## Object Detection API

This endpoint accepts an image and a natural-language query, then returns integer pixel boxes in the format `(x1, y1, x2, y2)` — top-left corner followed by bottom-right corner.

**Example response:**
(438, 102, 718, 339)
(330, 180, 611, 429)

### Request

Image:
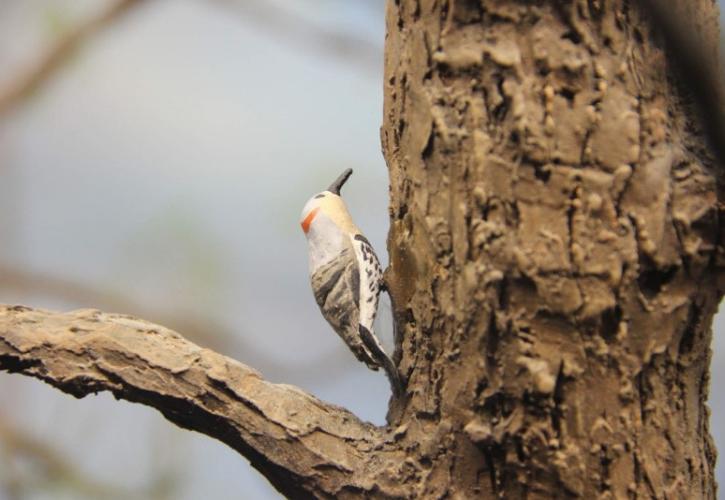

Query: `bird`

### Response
(300, 168, 402, 396)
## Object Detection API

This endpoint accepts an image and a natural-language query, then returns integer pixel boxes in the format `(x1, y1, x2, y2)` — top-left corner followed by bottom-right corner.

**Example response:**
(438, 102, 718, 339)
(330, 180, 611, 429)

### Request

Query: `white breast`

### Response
(305, 212, 346, 275)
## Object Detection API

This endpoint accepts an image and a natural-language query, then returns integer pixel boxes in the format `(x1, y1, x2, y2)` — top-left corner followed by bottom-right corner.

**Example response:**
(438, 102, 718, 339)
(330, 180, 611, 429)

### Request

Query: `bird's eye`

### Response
(314, 194, 325, 199)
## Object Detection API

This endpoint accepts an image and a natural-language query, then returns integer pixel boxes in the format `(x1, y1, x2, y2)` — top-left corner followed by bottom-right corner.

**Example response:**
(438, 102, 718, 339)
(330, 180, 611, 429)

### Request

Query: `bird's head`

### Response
(300, 168, 356, 236)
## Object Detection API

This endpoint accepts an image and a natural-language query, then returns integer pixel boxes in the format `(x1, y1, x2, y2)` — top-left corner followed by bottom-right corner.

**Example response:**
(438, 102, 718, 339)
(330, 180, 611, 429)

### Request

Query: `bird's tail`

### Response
(359, 325, 404, 397)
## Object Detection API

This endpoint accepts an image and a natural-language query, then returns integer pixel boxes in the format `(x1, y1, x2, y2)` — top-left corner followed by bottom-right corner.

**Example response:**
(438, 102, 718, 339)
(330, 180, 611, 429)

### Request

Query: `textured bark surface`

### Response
(381, 0, 720, 498)
(1, 1, 722, 498)
(0, 306, 408, 499)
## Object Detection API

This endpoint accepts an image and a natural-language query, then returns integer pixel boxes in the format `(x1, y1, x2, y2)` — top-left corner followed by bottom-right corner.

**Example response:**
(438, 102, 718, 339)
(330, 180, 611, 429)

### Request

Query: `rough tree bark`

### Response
(0, 1, 722, 498)
(0, 306, 408, 498)
(382, 0, 721, 497)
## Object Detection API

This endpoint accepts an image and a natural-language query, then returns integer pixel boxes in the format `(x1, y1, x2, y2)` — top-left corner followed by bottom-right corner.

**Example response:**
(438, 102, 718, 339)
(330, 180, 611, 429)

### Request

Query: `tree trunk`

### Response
(0, 1, 721, 498)
(382, 0, 720, 497)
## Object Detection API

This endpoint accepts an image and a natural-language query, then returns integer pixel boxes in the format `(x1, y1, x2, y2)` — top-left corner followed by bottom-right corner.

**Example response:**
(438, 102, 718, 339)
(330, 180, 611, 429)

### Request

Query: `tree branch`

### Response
(0, 0, 382, 118)
(0, 265, 355, 382)
(0, 0, 145, 117)
(0, 305, 404, 498)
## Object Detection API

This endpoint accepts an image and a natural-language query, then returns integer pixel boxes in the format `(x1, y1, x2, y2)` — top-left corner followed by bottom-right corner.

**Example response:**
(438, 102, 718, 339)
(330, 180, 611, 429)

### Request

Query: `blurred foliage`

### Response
(118, 203, 228, 309)
(42, 5, 72, 38)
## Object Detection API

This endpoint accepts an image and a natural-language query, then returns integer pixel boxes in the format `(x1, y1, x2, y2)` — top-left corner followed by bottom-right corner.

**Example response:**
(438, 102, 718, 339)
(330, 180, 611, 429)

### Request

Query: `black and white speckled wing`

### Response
(310, 245, 379, 369)
(349, 233, 403, 396)
(350, 234, 384, 337)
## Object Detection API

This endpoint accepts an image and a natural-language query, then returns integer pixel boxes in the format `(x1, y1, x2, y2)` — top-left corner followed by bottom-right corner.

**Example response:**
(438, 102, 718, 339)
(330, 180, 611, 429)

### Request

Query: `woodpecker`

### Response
(300, 168, 402, 396)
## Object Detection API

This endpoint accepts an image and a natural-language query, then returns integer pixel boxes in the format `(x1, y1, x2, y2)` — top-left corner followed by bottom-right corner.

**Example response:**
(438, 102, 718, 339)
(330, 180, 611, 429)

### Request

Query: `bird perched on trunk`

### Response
(300, 168, 402, 396)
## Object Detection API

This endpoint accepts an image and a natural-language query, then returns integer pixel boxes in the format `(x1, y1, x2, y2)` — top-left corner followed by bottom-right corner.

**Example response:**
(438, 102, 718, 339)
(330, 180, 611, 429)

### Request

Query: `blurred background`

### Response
(0, 1, 721, 499)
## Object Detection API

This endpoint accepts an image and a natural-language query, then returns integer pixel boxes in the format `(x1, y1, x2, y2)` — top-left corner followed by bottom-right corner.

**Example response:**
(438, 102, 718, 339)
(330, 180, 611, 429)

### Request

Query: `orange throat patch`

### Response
(301, 207, 320, 234)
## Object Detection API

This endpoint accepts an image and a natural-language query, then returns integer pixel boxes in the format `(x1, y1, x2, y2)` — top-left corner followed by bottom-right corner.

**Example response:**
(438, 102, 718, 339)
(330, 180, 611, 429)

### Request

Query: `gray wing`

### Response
(310, 245, 379, 369)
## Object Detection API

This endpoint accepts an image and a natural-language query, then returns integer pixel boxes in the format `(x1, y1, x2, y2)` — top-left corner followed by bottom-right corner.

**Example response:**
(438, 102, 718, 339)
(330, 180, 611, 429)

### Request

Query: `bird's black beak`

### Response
(328, 168, 353, 195)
